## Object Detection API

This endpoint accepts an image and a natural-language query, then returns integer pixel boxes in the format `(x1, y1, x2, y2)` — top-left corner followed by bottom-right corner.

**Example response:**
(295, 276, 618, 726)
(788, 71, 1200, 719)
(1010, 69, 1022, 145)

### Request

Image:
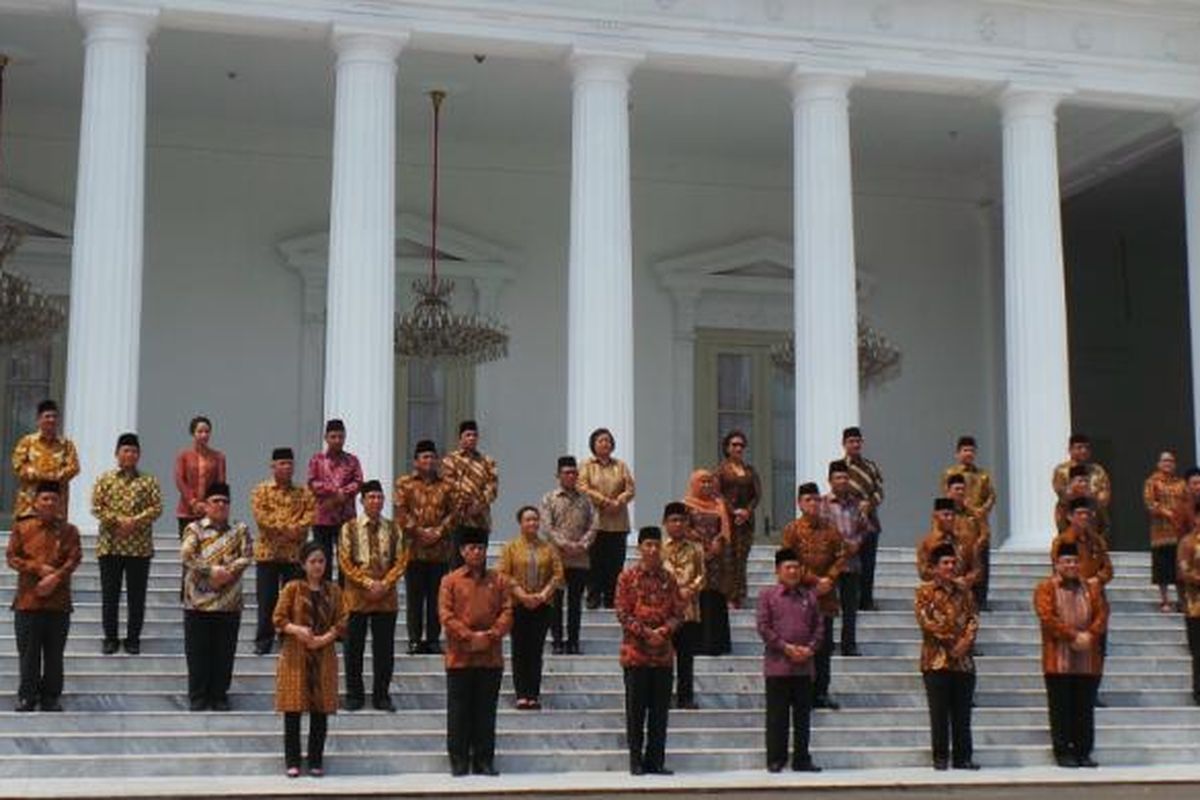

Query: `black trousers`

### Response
(512, 605, 552, 700)
(838, 572, 860, 653)
(14, 611, 69, 705)
(446, 667, 502, 767)
(405, 560, 448, 647)
(1045, 674, 1100, 759)
(284, 712, 328, 769)
(551, 567, 589, 646)
(674, 621, 700, 704)
(183, 610, 240, 705)
(624, 666, 672, 770)
(858, 530, 879, 609)
(345, 611, 397, 702)
(255, 561, 298, 649)
(1187, 617, 1200, 699)
(312, 525, 341, 583)
(814, 616, 835, 699)
(923, 670, 975, 764)
(974, 542, 991, 609)
(699, 589, 731, 656)
(588, 532, 627, 607)
(99, 555, 151, 645)
(765, 674, 813, 767)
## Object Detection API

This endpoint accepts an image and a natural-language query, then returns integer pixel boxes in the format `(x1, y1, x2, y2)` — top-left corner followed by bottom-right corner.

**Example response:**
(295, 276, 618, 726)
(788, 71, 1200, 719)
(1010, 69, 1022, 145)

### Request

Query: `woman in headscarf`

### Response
(273, 540, 347, 778)
(685, 469, 733, 655)
(715, 430, 761, 609)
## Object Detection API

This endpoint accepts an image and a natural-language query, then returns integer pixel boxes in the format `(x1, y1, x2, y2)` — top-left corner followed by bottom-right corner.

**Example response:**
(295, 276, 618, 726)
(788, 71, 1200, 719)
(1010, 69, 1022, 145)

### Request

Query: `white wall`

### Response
(6, 106, 999, 545)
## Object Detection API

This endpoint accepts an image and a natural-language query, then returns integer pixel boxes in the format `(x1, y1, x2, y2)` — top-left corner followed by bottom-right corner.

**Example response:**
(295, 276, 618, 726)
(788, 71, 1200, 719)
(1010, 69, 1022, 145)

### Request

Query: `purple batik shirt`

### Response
(756, 582, 823, 678)
(306, 450, 363, 527)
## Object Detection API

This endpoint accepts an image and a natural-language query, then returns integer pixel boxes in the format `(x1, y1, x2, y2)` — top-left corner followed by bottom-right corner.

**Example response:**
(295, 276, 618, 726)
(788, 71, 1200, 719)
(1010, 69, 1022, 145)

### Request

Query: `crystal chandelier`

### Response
(770, 318, 902, 391)
(394, 90, 508, 365)
(0, 55, 66, 347)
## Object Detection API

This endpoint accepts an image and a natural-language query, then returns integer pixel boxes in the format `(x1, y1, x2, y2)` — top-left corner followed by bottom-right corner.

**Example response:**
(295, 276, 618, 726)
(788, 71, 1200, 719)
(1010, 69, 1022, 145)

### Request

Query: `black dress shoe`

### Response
(933, 758, 949, 771)
(407, 641, 421, 655)
(677, 698, 699, 710)
(450, 759, 469, 777)
(427, 642, 443, 655)
(767, 761, 786, 773)
(253, 642, 271, 656)
(792, 759, 822, 772)
(14, 699, 36, 713)
(1094, 697, 1107, 708)
(567, 642, 581, 655)
(472, 761, 500, 776)
(586, 595, 601, 610)
(551, 642, 565, 655)
(189, 699, 208, 712)
(1076, 756, 1098, 768)
(629, 757, 645, 775)
(122, 640, 140, 655)
(841, 646, 862, 657)
(953, 761, 981, 770)
(813, 695, 840, 710)
(102, 639, 119, 655)
(40, 699, 63, 712)
(372, 696, 397, 712)
(1055, 754, 1079, 768)
(344, 696, 365, 711)
(646, 766, 674, 775)
(210, 698, 230, 712)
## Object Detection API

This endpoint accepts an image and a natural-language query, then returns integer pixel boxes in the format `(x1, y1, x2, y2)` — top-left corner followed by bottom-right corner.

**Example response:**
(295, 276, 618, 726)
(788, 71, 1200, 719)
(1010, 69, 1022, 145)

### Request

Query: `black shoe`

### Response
(1193, 693, 1200, 707)
(1094, 697, 1107, 708)
(210, 698, 230, 712)
(629, 757, 644, 775)
(953, 761, 981, 771)
(122, 639, 140, 655)
(677, 698, 698, 710)
(450, 759, 470, 777)
(102, 639, 119, 655)
(253, 642, 271, 656)
(407, 641, 421, 655)
(40, 698, 63, 712)
(792, 759, 822, 772)
(189, 698, 208, 712)
(933, 758, 949, 771)
(1077, 756, 1098, 768)
(372, 696, 396, 712)
(551, 642, 565, 655)
(567, 642, 581, 655)
(646, 766, 674, 775)
(472, 761, 499, 776)
(767, 761, 786, 773)
(344, 696, 365, 711)
(813, 695, 840, 710)
(1055, 754, 1079, 768)
(426, 642, 443, 655)
(841, 646, 862, 657)
(14, 699, 36, 713)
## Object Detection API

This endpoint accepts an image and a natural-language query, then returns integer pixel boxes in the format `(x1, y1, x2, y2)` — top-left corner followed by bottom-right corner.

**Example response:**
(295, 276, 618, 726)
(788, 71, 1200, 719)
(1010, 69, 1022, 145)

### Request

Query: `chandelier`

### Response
(394, 90, 508, 365)
(770, 318, 902, 391)
(0, 56, 66, 347)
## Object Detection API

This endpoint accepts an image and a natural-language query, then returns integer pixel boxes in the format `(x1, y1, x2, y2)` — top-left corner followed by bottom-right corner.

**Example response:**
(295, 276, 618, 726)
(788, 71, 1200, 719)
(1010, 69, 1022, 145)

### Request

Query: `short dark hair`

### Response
(956, 435, 976, 450)
(589, 427, 615, 455)
(36, 399, 58, 416)
(722, 429, 747, 455)
(515, 505, 540, 522)
(299, 540, 325, 564)
(188, 415, 212, 434)
(1069, 433, 1091, 446)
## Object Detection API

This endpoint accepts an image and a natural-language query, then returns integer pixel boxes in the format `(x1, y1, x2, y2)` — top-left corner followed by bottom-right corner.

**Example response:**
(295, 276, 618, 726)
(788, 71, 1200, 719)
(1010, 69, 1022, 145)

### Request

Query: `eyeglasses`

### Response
(730, 441, 746, 449)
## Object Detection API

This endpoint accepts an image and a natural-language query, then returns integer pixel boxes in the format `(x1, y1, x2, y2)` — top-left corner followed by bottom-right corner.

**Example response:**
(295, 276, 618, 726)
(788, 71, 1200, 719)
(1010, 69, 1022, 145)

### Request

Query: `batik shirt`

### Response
(1143, 472, 1188, 547)
(662, 536, 705, 623)
(250, 480, 316, 563)
(11, 433, 79, 519)
(540, 487, 595, 570)
(441, 449, 498, 531)
(780, 514, 846, 617)
(181, 518, 252, 612)
(914, 577, 978, 673)
(306, 450, 363, 527)
(92, 469, 164, 558)
(615, 562, 682, 668)
(394, 472, 456, 564)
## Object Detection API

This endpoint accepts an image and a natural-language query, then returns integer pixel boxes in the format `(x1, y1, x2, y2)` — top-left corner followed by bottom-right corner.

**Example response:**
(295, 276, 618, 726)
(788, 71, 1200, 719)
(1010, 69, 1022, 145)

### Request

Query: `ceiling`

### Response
(0, 9, 1178, 193)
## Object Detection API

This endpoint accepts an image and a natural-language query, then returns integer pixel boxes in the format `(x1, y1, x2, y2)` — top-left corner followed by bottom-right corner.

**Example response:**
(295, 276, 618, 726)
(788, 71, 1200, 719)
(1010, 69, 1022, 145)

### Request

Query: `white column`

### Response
(790, 71, 860, 488)
(566, 51, 642, 465)
(1179, 110, 1200, 460)
(64, 4, 157, 527)
(999, 87, 1071, 551)
(323, 29, 405, 493)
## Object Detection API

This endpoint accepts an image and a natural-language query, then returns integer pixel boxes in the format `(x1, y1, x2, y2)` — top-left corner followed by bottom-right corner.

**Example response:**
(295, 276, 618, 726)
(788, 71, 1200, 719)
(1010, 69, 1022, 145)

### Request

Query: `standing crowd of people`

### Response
(5, 400, 1199, 776)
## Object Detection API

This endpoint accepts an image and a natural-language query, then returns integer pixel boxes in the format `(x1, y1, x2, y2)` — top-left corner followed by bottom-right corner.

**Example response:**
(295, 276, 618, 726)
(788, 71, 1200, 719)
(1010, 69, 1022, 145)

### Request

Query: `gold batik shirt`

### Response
(915, 528, 980, 586)
(662, 536, 705, 622)
(1050, 529, 1113, 585)
(1143, 472, 1188, 547)
(339, 514, 406, 613)
(394, 472, 456, 564)
(181, 519, 253, 612)
(11, 433, 80, 519)
(780, 515, 846, 617)
(91, 469, 164, 558)
(441, 449, 498, 530)
(1052, 461, 1111, 506)
(940, 464, 996, 518)
(497, 535, 564, 595)
(1178, 533, 1200, 618)
(914, 577, 978, 673)
(250, 480, 316, 563)
(578, 457, 635, 532)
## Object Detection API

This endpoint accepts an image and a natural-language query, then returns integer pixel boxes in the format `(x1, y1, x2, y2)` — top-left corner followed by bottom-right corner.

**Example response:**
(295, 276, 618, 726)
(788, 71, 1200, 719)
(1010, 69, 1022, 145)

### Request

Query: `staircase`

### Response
(0, 532, 1195, 778)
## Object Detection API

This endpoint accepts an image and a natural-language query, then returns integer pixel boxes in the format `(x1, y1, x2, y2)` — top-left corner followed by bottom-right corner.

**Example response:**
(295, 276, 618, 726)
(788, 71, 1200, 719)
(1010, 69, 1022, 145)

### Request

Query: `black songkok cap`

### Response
(797, 482, 821, 497)
(933, 497, 955, 511)
(956, 435, 976, 449)
(1068, 465, 1089, 479)
(775, 548, 799, 567)
(557, 455, 577, 470)
(459, 419, 478, 434)
(638, 526, 663, 543)
(828, 460, 849, 477)
(36, 399, 58, 416)
(458, 526, 488, 546)
(205, 482, 231, 499)
(946, 473, 966, 487)
(663, 501, 688, 519)
(1068, 497, 1093, 513)
(414, 439, 437, 457)
(271, 447, 294, 461)
(35, 480, 61, 496)
(1069, 433, 1091, 446)
(1056, 541, 1079, 557)
(842, 426, 862, 441)
(116, 432, 140, 450)
(360, 479, 384, 496)
(929, 542, 957, 564)
(1185, 466, 1200, 480)
(325, 418, 345, 434)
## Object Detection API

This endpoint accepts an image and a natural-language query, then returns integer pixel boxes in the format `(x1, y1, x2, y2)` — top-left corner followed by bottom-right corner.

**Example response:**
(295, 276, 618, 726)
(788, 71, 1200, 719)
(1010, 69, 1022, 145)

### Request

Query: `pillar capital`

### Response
(567, 48, 643, 85)
(998, 84, 1071, 123)
(330, 25, 408, 65)
(76, 2, 158, 44)
(787, 68, 862, 103)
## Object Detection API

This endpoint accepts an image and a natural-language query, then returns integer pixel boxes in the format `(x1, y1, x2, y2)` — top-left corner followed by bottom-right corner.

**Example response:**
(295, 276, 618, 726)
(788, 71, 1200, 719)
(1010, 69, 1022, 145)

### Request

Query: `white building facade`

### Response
(1, 0, 1199, 548)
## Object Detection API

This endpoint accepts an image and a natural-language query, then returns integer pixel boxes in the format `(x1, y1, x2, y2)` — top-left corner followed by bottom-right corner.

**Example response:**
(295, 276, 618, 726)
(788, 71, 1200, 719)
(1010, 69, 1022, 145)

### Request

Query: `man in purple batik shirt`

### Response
(306, 418, 362, 583)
